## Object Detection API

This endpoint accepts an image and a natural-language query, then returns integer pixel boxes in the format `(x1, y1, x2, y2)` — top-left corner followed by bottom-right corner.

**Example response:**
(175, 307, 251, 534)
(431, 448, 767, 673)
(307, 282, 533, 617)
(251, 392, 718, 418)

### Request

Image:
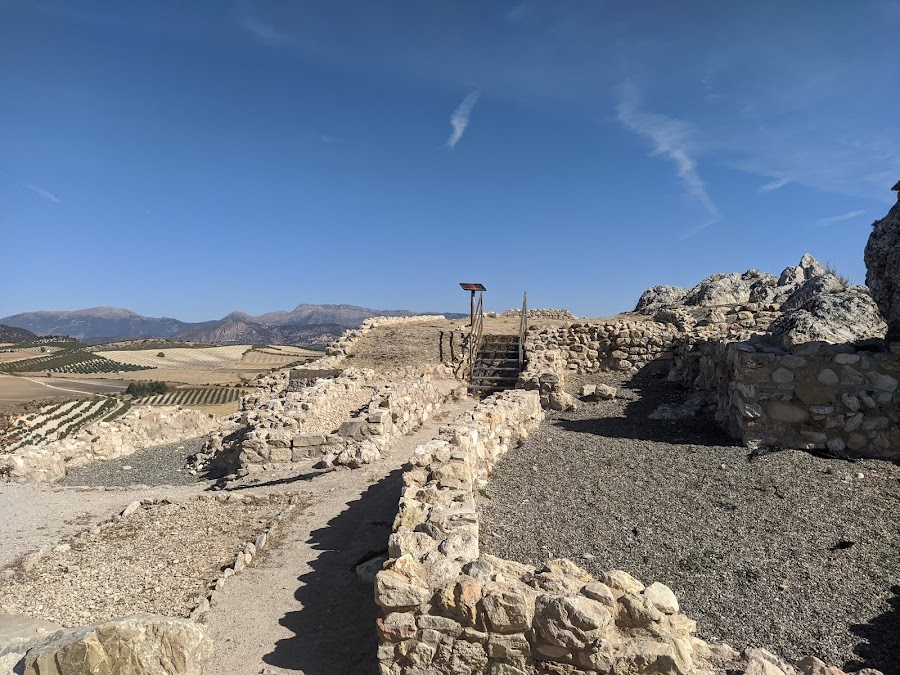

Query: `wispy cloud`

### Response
(817, 209, 865, 226)
(616, 83, 719, 234)
(240, 15, 286, 46)
(447, 90, 480, 150)
(759, 177, 790, 192)
(25, 184, 61, 203)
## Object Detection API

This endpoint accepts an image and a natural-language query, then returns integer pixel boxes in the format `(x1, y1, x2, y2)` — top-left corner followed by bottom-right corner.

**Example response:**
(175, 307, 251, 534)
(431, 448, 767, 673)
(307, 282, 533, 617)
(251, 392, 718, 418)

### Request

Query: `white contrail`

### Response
(759, 177, 790, 192)
(25, 183, 61, 203)
(817, 209, 865, 226)
(617, 83, 719, 234)
(447, 90, 480, 150)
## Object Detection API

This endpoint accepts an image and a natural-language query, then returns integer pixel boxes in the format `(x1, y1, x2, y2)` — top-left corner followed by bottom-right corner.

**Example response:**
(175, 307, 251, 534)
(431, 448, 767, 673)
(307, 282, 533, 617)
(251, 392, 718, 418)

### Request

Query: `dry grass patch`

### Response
(101, 345, 253, 370)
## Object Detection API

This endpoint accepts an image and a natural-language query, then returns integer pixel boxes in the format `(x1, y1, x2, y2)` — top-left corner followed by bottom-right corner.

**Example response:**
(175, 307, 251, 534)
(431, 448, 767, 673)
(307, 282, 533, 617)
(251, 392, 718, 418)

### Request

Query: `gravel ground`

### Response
(0, 493, 303, 627)
(59, 435, 211, 487)
(478, 369, 900, 674)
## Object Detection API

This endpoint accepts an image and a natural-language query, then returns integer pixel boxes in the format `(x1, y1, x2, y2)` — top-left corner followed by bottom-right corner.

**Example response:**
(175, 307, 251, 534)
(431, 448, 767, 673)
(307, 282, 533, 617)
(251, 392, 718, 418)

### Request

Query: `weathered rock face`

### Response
(683, 271, 763, 307)
(769, 285, 887, 346)
(635, 285, 689, 313)
(20, 615, 212, 675)
(865, 183, 900, 340)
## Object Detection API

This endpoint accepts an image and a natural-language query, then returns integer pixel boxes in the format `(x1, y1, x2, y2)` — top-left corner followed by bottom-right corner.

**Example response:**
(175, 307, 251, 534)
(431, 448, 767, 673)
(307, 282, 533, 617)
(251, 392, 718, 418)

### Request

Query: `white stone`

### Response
(643, 581, 679, 614)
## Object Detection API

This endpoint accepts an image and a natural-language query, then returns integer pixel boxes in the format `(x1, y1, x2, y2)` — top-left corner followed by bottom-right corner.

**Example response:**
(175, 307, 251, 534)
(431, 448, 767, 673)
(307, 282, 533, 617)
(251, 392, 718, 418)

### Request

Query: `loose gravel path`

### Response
(478, 370, 900, 674)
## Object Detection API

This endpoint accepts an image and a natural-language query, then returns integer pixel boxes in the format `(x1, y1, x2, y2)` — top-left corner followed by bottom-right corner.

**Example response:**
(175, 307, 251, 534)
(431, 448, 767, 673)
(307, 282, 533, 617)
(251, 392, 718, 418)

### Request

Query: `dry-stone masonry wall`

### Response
(0, 406, 220, 484)
(326, 315, 447, 359)
(376, 390, 864, 674)
(502, 309, 578, 320)
(196, 365, 459, 474)
(670, 337, 900, 460)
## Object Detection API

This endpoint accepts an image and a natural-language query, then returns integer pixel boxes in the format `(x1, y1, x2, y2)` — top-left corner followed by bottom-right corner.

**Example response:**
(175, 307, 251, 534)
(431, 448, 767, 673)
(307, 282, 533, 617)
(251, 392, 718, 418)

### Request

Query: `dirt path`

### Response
(202, 398, 474, 675)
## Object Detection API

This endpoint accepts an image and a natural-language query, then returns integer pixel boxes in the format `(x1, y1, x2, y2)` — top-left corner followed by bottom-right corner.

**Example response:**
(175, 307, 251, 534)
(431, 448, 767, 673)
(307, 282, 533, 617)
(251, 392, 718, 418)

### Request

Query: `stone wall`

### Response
(501, 308, 578, 320)
(522, 320, 679, 382)
(0, 406, 221, 484)
(326, 315, 447, 359)
(375, 391, 876, 675)
(195, 366, 460, 475)
(671, 337, 900, 460)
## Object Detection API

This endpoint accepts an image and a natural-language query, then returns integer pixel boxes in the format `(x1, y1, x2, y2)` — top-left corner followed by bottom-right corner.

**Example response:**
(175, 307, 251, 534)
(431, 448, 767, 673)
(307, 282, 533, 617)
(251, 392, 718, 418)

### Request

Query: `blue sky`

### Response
(1, 1, 898, 321)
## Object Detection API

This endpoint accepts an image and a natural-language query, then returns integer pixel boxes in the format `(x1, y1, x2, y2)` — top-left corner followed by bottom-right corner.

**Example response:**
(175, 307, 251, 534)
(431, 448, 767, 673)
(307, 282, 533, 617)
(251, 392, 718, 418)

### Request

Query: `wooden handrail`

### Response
(468, 294, 484, 383)
(518, 292, 527, 370)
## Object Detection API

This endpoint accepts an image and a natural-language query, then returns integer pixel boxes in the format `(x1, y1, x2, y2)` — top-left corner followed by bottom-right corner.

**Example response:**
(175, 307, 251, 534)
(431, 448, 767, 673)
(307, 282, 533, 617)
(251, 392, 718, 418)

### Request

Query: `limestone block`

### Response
(602, 569, 645, 596)
(376, 612, 417, 641)
(643, 581, 679, 614)
(292, 433, 326, 447)
(481, 587, 534, 633)
(338, 418, 368, 440)
(20, 615, 212, 675)
(765, 401, 809, 423)
(533, 594, 611, 649)
(268, 447, 292, 463)
(794, 385, 835, 405)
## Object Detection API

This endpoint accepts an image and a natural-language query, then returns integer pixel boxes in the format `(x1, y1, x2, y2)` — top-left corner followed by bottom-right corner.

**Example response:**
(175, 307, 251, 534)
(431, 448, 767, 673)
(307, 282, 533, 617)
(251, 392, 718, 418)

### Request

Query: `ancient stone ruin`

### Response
(2, 187, 898, 674)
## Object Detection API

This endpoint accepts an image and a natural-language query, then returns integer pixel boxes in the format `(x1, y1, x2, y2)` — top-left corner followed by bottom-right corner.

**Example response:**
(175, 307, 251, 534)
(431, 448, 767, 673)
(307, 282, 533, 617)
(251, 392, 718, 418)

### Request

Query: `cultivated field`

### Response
(133, 387, 245, 407)
(1, 396, 129, 452)
(0, 374, 127, 404)
(0, 350, 151, 374)
(101, 345, 253, 370)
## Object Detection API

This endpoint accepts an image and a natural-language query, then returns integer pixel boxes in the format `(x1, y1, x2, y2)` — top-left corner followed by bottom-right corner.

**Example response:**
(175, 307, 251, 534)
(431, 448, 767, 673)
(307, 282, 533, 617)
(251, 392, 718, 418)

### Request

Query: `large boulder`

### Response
(865, 182, 900, 340)
(19, 615, 212, 675)
(634, 285, 688, 314)
(683, 270, 763, 307)
(767, 285, 887, 345)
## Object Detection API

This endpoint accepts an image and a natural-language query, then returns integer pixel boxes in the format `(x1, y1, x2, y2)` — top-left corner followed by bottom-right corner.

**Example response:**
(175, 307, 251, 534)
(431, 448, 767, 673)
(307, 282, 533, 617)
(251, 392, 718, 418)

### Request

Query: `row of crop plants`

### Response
(0, 396, 131, 453)
(0, 350, 154, 374)
(134, 387, 244, 407)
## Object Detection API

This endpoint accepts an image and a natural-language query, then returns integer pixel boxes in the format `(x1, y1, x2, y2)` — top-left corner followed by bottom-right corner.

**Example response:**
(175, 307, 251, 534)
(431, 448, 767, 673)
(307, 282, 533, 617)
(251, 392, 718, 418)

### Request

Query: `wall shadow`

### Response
(555, 364, 739, 448)
(846, 584, 900, 675)
(263, 468, 404, 675)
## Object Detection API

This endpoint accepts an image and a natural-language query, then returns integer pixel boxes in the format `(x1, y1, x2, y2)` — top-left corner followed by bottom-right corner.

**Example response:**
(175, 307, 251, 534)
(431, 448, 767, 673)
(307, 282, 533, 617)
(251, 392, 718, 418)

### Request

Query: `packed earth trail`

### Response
(202, 398, 475, 675)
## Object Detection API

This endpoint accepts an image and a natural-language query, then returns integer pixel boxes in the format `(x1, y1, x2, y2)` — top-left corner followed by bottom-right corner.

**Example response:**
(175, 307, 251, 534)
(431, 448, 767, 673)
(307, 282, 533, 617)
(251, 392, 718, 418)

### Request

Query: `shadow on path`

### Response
(555, 366, 738, 447)
(264, 468, 404, 675)
(847, 584, 900, 675)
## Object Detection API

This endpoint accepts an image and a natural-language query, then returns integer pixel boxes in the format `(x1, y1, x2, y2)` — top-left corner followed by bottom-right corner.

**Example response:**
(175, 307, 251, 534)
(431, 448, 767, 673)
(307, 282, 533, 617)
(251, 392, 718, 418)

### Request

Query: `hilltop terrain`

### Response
(0, 304, 465, 344)
(0, 325, 38, 344)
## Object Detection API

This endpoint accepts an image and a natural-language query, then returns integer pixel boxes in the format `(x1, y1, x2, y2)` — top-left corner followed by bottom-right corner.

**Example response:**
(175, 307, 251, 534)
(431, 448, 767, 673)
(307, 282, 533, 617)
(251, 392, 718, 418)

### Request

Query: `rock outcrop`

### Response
(865, 182, 900, 340)
(632, 254, 886, 347)
(19, 615, 212, 675)
(635, 285, 689, 313)
(767, 284, 886, 345)
(1, 406, 221, 483)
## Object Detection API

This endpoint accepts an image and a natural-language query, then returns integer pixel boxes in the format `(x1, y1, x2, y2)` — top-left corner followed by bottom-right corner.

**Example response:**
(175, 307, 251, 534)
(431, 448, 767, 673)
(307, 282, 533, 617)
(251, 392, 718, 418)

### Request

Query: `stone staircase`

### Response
(469, 334, 521, 393)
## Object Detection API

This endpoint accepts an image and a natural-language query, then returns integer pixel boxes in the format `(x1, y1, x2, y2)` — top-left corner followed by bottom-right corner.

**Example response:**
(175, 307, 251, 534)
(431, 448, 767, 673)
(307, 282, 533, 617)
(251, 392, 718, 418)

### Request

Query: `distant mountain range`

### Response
(0, 305, 464, 345)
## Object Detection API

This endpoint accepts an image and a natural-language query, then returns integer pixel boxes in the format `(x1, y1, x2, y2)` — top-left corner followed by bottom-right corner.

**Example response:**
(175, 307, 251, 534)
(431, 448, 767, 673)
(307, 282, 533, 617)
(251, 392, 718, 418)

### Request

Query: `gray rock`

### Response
(767, 285, 886, 345)
(635, 286, 689, 314)
(865, 182, 900, 340)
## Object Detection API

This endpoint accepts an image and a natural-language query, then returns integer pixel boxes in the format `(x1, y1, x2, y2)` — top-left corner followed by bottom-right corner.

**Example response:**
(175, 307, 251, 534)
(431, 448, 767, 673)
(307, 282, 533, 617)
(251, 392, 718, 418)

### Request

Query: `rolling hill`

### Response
(0, 324, 38, 343)
(0, 304, 463, 344)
